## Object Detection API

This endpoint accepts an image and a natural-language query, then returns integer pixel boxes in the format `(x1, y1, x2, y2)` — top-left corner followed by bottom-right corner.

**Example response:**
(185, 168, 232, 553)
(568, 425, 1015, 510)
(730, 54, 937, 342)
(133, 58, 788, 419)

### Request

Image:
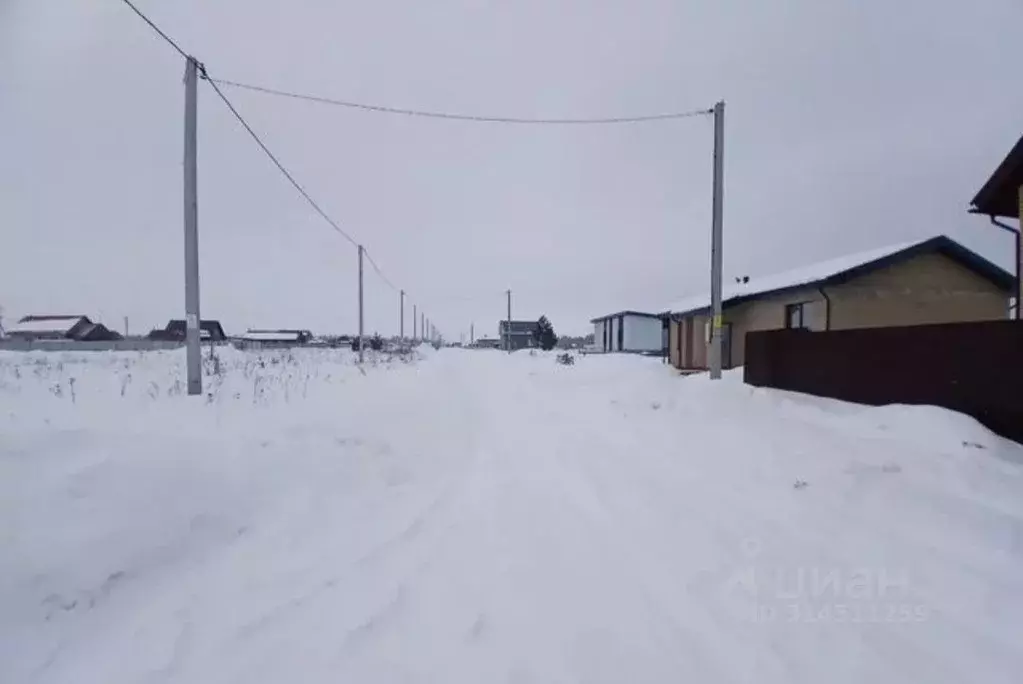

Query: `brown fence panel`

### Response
(744, 320, 1023, 444)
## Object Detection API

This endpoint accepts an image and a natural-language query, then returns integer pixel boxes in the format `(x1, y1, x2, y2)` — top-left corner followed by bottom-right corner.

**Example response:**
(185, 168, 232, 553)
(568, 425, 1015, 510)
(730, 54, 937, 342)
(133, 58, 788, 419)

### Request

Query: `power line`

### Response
(210, 78, 715, 125)
(119, 1, 366, 254)
(205, 78, 359, 248)
(364, 249, 398, 292)
(118, 0, 190, 60)
(120, 0, 712, 127)
(119, 0, 360, 250)
(118, 0, 711, 334)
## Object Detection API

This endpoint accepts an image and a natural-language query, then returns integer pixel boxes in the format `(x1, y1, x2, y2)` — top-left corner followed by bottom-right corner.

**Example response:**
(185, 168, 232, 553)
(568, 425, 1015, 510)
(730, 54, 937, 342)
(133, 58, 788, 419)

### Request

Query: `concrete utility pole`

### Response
(400, 290, 405, 340)
(708, 100, 725, 380)
(413, 304, 418, 341)
(421, 312, 425, 343)
(183, 55, 202, 396)
(358, 245, 365, 364)
(506, 289, 512, 353)
(123, 316, 129, 337)
(470, 323, 474, 345)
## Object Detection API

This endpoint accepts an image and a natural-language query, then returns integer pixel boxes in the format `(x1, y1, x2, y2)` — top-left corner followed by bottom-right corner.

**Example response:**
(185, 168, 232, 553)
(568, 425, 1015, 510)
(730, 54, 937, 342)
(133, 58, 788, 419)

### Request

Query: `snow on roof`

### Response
(241, 330, 304, 342)
(590, 310, 666, 323)
(8, 317, 86, 334)
(664, 238, 926, 315)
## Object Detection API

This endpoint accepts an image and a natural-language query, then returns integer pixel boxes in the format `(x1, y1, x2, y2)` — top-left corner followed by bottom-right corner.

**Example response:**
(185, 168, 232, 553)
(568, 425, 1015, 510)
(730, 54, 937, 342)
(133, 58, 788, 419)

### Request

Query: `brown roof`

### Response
(970, 135, 1023, 218)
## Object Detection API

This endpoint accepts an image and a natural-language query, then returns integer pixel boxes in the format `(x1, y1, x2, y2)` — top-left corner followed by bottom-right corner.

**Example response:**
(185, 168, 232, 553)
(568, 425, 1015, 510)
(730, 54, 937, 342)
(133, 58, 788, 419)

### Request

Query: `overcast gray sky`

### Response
(2, 0, 1021, 338)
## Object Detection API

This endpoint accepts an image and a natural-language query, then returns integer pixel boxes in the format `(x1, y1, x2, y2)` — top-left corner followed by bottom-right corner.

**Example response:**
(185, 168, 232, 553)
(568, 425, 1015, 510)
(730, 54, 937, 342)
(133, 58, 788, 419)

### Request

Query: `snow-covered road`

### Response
(2, 348, 1023, 683)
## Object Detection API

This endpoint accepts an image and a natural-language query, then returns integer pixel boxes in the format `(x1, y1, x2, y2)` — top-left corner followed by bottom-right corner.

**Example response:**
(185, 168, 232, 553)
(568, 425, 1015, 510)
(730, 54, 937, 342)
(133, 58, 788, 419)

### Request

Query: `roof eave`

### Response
(970, 136, 1023, 219)
(590, 310, 668, 323)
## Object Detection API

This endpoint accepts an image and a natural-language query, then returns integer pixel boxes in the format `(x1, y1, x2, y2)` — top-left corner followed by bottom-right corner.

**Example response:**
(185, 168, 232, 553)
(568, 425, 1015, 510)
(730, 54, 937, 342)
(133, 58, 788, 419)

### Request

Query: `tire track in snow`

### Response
(398, 356, 739, 680)
(514, 373, 794, 680)
(326, 353, 492, 664)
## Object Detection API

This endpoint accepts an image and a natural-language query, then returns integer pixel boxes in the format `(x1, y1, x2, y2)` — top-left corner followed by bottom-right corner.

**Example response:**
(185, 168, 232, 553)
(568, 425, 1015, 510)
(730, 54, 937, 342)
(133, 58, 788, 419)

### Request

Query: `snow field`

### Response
(1, 347, 1022, 683)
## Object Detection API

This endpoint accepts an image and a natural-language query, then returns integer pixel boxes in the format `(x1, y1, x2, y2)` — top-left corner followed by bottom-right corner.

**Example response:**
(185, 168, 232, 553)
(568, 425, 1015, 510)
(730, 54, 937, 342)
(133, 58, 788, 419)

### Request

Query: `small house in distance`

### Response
(667, 235, 1013, 371)
(498, 320, 540, 351)
(590, 311, 667, 353)
(7, 315, 122, 342)
(473, 338, 501, 349)
(237, 329, 313, 348)
(148, 319, 227, 342)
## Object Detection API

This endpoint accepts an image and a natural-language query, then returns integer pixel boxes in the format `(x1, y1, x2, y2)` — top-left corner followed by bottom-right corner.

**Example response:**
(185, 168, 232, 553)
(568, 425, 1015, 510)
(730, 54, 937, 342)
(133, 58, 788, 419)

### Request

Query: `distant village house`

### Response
(237, 329, 313, 348)
(147, 319, 227, 342)
(6, 315, 122, 342)
(473, 338, 501, 349)
(589, 311, 667, 354)
(498, 320, 540, 351)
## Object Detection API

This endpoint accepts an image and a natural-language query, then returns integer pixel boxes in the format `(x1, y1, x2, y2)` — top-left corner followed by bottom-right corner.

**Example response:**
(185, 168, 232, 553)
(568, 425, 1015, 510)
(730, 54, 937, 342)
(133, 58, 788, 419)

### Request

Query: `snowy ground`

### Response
(2, 347, 1022, 683)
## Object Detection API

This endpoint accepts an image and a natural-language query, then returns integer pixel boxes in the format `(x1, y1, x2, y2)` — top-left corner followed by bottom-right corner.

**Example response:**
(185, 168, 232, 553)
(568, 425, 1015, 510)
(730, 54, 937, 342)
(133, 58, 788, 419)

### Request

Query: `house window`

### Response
(785, 303, 807, 329)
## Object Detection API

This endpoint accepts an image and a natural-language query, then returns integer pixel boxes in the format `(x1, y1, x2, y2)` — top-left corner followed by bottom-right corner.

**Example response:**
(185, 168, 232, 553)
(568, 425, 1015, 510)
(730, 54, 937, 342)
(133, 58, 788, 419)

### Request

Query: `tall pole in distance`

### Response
(358, 245, 365, 364)
(708, 100, 725, 380)
(400, 290, 405, 340)
(421, 312, 425, 344)
(183, 56, 202, 396)
(506, 289, 512, 353)
(470, 323, 474, 345)
(413, 304, 418, 341)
